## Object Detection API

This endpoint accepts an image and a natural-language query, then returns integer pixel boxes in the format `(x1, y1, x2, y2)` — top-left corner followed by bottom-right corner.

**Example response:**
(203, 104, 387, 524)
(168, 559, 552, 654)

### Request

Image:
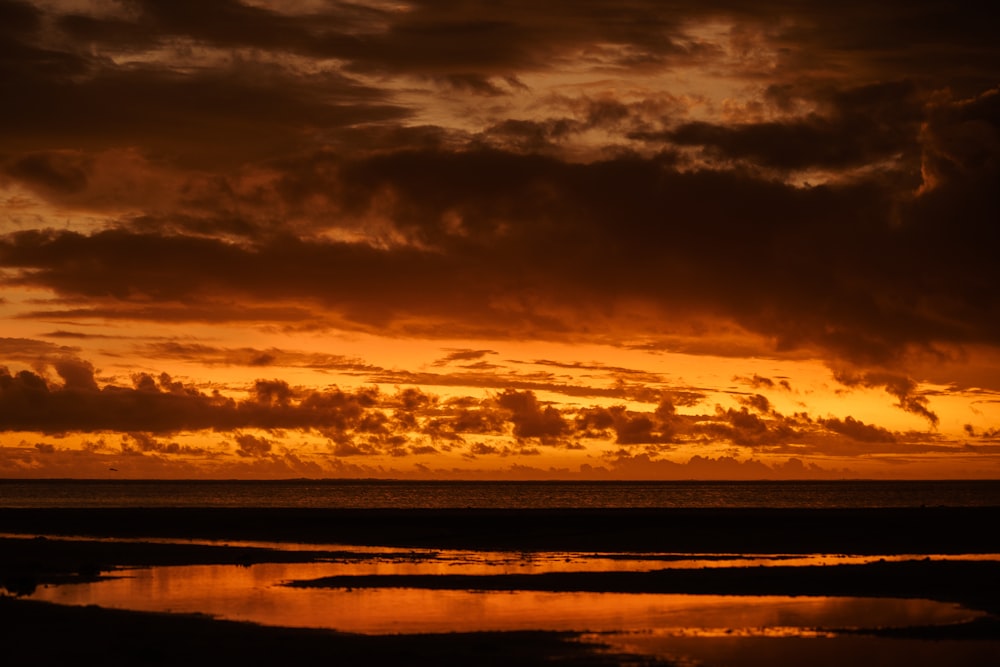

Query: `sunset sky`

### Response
(2, 0, 999, 479)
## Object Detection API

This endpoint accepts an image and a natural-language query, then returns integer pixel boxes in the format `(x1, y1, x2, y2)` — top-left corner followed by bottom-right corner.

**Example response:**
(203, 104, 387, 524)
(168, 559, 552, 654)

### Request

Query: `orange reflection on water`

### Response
(28, 561, 983, 635)
(9, 533, 999, 575)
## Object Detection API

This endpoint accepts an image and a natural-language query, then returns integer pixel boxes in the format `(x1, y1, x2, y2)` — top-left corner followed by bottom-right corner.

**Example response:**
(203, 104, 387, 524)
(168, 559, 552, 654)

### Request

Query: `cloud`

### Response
(2, 0, 998, 478)
(123, 432, 208, 456)
(51, 357, 99, 391)
(0, 351, 983, 474)
(141, 341, 379, 373)
(0, 366, 390, 435)
(432, 348, 498, 366)
(737, 393, 772, 414)
(576, 404, 674, 445)
(0, 336, 81, 363)
(656, 81, 924, 172)
(598, 452, 849, 481)
(495, 389, 569, 441)
(234, 432, 272, 458)
(4, 131, 994, 368)
(5, 150, 91, 194)
(834, 370, 940, 426)
(820, 416, 896, 443)
(4, 0, 999, 370)
(736, 374, 792, 391)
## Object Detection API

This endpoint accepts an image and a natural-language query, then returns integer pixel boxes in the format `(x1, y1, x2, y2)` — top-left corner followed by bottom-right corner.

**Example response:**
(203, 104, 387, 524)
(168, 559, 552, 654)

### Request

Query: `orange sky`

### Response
(2, 0, 999, 479)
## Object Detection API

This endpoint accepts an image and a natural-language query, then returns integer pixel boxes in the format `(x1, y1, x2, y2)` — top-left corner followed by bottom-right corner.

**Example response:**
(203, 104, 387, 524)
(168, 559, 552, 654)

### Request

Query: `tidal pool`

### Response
(7, 532, 999, 575)
(28, 559, 985, 635)
(20, 541, 1000, 666)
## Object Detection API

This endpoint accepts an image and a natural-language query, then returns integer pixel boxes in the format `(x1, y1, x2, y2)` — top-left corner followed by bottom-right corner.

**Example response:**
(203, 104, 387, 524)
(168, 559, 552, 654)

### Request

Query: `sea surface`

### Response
(2, 479, 999, 508)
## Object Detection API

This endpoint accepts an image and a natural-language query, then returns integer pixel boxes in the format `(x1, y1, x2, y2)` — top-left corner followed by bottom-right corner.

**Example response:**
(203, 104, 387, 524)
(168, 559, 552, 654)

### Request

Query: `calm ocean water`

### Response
(1, 479, 999, 508)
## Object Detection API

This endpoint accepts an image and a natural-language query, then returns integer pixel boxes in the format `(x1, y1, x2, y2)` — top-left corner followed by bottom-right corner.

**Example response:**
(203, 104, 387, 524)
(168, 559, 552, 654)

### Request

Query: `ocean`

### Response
(2, 479, 999, 508)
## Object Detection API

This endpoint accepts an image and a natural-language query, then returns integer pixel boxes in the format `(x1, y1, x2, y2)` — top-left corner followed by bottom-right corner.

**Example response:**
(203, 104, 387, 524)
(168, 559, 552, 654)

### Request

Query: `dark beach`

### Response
(2, 507, 1000, 665)
(4, 506, 1000, 552)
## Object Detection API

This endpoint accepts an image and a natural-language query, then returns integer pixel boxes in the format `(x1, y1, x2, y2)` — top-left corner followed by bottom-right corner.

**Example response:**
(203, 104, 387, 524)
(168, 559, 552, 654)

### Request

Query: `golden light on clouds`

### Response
(2, 0, 999, 478)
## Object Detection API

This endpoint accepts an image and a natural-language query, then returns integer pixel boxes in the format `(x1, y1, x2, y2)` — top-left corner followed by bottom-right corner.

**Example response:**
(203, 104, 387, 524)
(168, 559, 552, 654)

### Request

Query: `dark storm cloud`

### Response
(106, 0, 703, 75)
(0, 0, 39, 34)
(1, 0, 691, 166)
(1, 2, 406, 164)
(5, 115, 998, 370)
(659, 81, 924, 171)
(0, 63, 406, 164)
(70, 1, 995, 89)
(5, 151, 91, 194)
(6, 0, 993, 163)
(20, 303, 322, 326)
(0, 229, 465, 321)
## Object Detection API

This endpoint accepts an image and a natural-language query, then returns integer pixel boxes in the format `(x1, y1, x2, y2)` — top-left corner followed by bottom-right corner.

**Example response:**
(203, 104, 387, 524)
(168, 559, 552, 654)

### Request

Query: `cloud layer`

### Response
(2, 0, 999, 477)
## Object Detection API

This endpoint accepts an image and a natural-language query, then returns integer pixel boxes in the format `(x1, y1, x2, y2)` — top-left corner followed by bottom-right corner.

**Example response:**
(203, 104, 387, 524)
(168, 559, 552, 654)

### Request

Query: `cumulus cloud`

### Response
(0, 366, 384, 435)
(495, 389, 569, 441)
(234, 432, 272, 458)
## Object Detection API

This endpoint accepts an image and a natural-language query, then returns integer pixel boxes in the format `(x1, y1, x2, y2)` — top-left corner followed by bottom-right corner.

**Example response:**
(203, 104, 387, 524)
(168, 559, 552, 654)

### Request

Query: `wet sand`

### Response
(286, 560, 1000, 615)
(3, 506, 1000, 553)
(2, 507, 999, 664)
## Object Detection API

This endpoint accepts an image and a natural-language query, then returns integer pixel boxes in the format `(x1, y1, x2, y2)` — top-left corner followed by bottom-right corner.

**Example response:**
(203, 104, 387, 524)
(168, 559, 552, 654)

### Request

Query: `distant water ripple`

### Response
(2, 479, 999, 508)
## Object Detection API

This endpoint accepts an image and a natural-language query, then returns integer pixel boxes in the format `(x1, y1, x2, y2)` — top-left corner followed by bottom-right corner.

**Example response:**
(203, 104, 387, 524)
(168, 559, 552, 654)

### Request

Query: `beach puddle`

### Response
(6, 532, 999, 575)
(26, 560, 984, 635)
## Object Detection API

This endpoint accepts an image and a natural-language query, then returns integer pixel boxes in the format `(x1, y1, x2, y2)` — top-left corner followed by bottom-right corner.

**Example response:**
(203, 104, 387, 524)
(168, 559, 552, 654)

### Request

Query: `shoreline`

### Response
(2, 506, 1000, 553)
(287, 560, 1000, 615)
(3, 510, 999, 664)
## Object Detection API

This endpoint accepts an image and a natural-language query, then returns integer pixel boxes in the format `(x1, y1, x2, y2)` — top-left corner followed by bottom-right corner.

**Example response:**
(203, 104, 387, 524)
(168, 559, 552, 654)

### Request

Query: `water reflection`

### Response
(6, 532, 999, 575)
(28, 561, 984, 634)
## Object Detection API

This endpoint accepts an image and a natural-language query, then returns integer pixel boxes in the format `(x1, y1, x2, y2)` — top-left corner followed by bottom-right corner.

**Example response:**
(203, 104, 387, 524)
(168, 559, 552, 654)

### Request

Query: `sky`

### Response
(1, 0, 999, 479)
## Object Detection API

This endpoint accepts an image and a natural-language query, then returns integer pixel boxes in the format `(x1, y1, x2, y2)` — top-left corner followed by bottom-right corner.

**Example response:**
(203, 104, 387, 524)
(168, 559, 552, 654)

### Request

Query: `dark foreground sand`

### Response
(0, 597, 648, 666)
(2, 507, 999, 665)
(3, 506, 1000, 552)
